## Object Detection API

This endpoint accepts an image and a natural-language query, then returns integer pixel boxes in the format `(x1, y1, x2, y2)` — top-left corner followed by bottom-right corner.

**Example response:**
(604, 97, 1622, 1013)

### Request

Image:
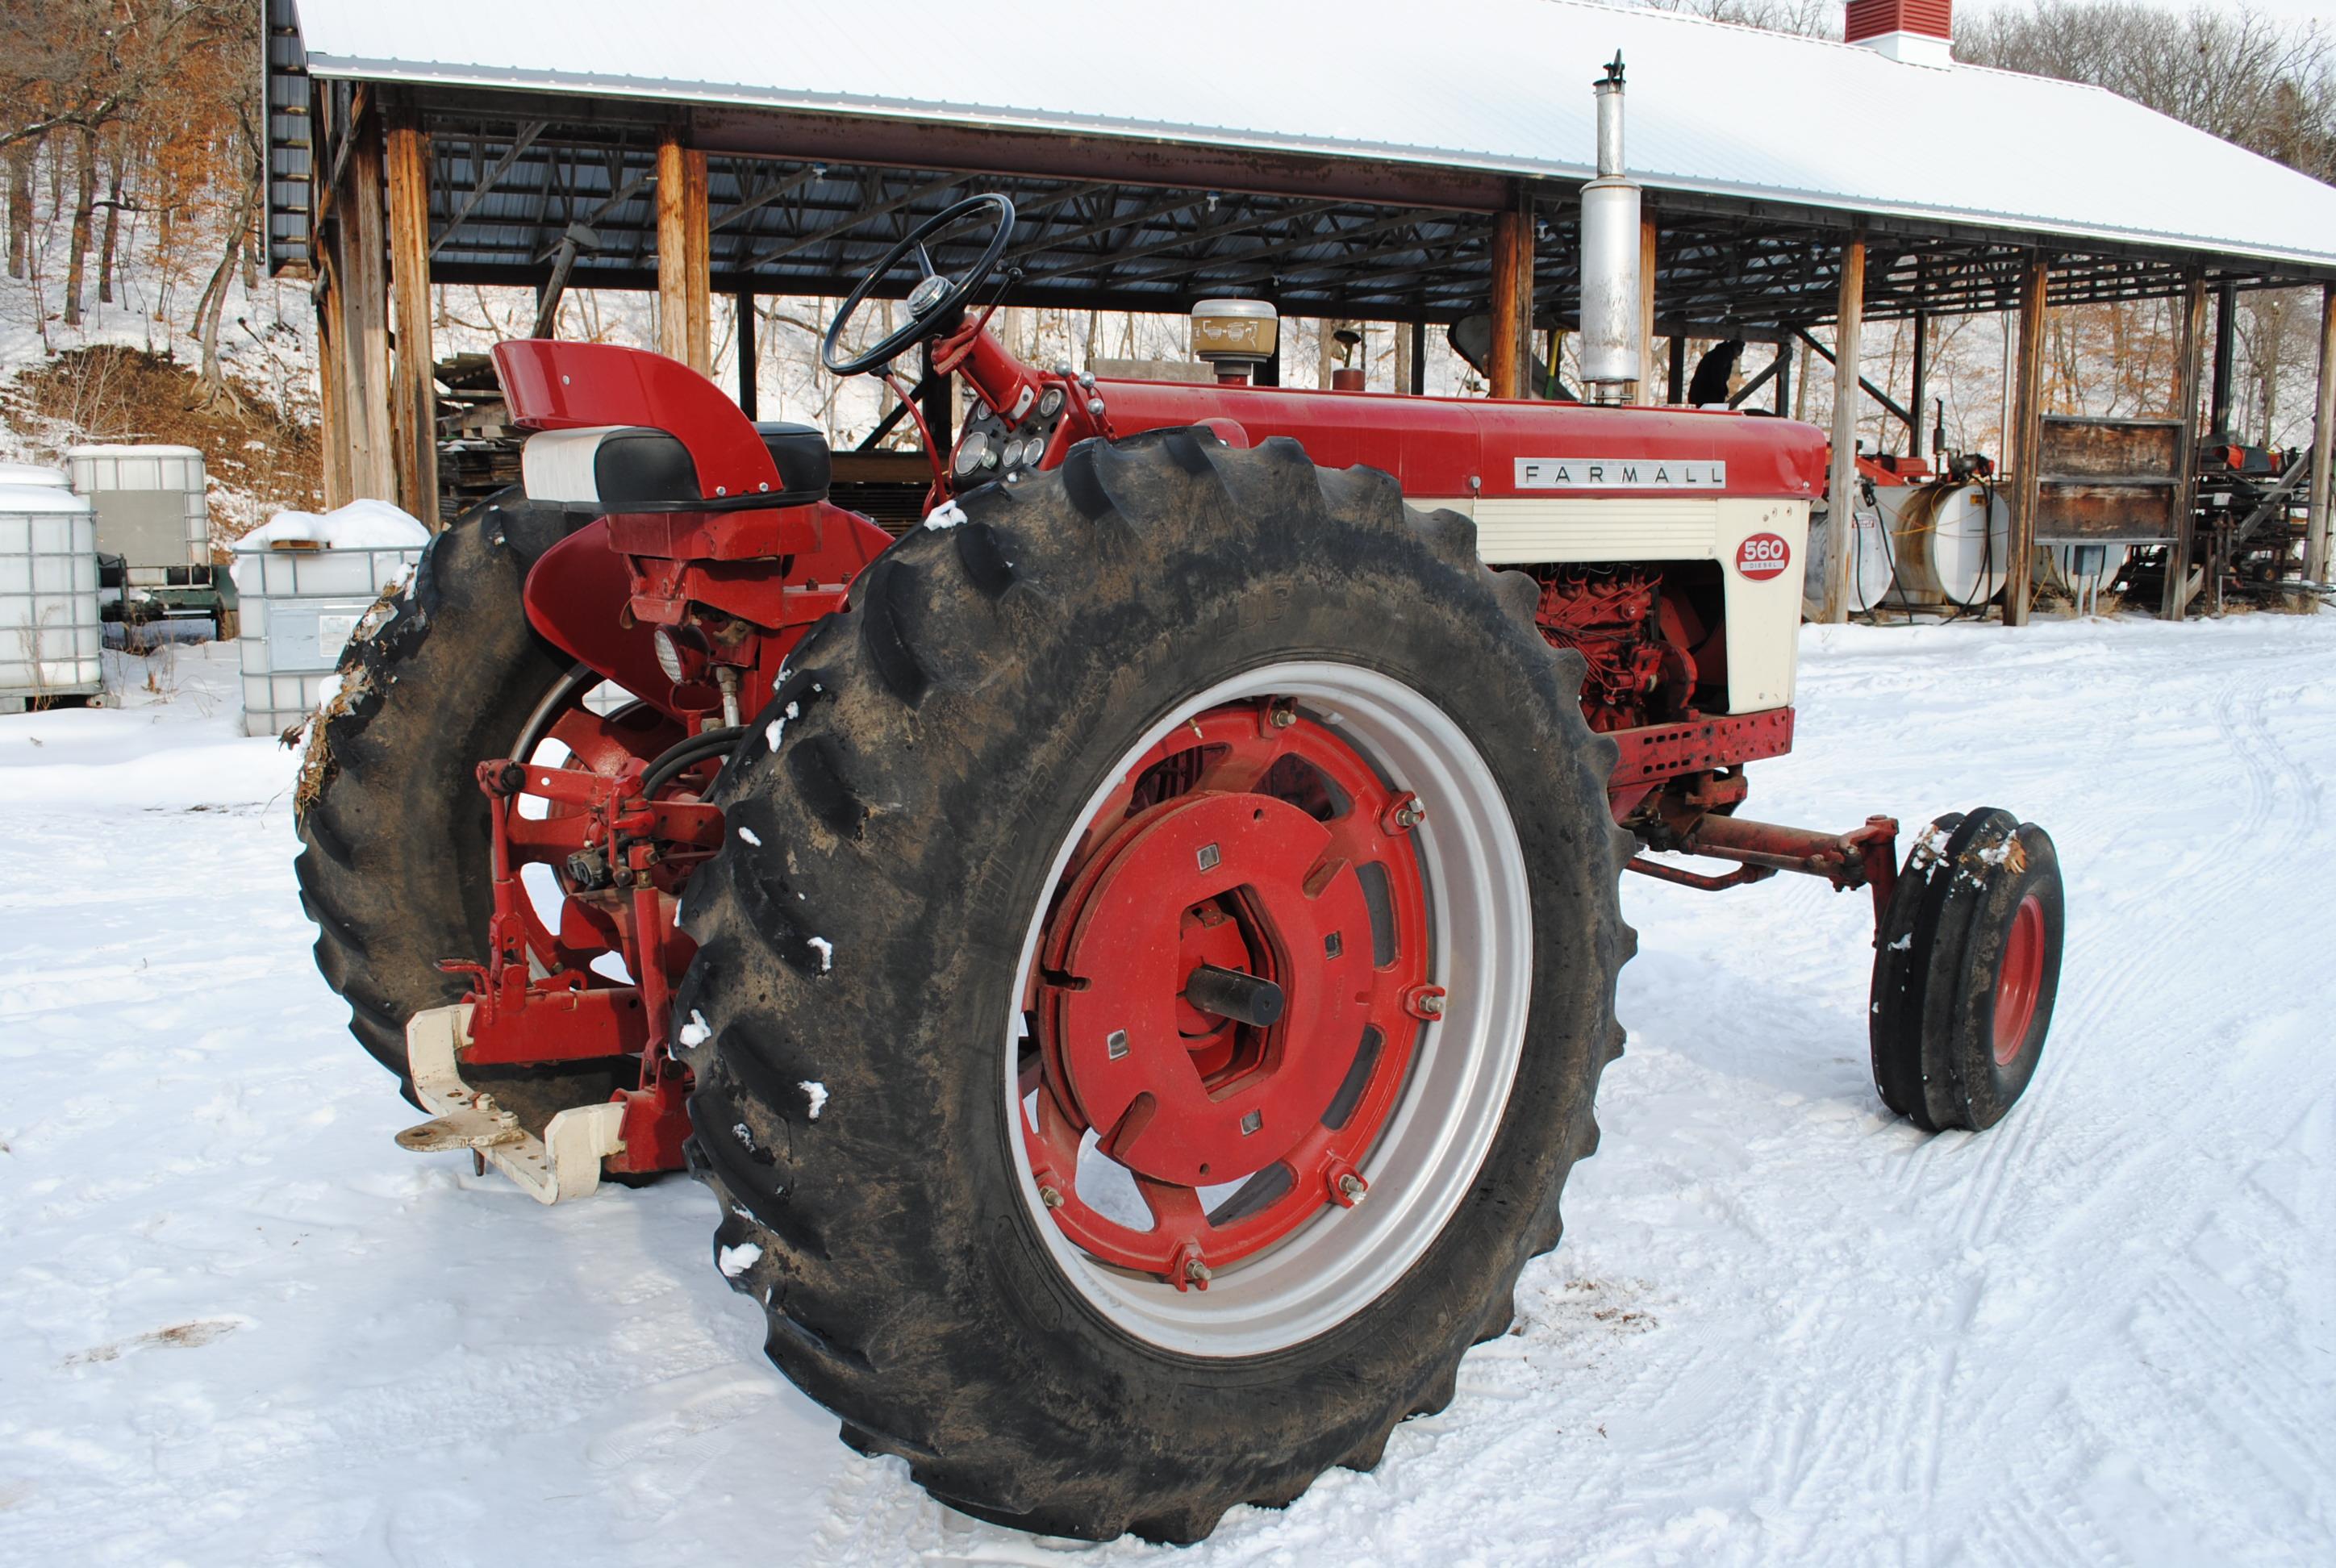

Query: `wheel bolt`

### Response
(1383, 792, 1428, 835)
(1039, 1184, 1064, 1209)
(1417, 991, 1445, 1018)
(1267, 699, 1297, 728)
(1184, 1257, 1212, 1286)
(1337, 1172, 1367, 1205)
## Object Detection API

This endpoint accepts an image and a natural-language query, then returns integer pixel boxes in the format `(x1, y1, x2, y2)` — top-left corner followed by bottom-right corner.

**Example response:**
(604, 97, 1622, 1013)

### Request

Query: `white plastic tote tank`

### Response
(0, 482, 102, 711)
(1891, 482, 2010, 607)
(0, 461, 71, 489)
(1803, 488, 1897, 618)
(230, 501, 428, 737)
(66, 444, 209, 569)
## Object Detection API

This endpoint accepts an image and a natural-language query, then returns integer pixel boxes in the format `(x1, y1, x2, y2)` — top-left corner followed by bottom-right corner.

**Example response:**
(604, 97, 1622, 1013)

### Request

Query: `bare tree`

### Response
(1956, 2, 2334, 181)
(1957, 2, 2334, 445)
(97, 131, 123, 304)
(63, 126, 94, 325)
(1633, 0, 1838, 37)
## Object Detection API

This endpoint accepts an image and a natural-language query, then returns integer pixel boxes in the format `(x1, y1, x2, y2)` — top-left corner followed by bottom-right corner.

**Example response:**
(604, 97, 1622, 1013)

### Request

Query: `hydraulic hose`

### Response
(639, 725, 746, 801)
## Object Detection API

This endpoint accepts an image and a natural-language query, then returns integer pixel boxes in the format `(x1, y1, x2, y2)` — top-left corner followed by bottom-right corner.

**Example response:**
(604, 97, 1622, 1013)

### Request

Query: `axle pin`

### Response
(1184, 964, 1286, 1028)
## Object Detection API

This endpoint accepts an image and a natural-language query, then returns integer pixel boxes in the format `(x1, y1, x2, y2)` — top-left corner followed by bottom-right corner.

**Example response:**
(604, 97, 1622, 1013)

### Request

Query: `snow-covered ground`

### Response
(2, 617, 2330, 1566)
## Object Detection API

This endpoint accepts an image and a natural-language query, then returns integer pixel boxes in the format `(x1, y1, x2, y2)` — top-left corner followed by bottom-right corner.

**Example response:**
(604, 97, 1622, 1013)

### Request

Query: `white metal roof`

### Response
(293, 0, 2336, 271)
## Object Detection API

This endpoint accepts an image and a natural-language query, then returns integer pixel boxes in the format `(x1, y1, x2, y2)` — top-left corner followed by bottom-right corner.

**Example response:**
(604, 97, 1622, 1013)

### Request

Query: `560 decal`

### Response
(1734, 532, 1792, 582)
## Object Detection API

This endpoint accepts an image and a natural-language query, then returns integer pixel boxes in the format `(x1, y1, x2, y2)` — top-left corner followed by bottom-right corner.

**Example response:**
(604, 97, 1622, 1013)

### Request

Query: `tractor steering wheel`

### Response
(821, 194, 1017, 377)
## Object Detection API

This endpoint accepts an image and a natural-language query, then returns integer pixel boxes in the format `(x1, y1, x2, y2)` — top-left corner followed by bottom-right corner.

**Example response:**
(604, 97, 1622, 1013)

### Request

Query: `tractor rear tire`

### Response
(1871, 807, 2063, 1132)
(292, 490, 629, 1131)
(674, 432, 1634, 1542)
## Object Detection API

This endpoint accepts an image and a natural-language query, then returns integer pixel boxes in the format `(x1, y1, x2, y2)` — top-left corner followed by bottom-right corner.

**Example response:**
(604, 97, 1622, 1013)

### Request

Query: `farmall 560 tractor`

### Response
(294, 64, 2063, 1542)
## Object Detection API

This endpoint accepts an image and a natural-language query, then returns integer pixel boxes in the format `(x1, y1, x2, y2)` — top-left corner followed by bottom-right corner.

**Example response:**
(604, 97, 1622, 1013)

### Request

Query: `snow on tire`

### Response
(673, 430, 1635, 1541)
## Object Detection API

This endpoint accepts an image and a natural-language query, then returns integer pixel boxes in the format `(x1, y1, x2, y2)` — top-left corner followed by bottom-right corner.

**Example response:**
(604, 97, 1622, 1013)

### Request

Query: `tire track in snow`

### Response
(1842, 633, 2332, 1568)
(2138, 1256, 2330, 1500)
(1943, 657, 2308, 1253)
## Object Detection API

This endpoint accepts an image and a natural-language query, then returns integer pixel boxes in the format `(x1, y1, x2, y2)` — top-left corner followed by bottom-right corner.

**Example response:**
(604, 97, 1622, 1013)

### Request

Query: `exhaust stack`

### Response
(1579, 53, 1641, 404)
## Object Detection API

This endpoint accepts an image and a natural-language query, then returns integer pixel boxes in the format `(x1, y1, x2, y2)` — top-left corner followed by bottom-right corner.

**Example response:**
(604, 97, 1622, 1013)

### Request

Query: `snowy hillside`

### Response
(2, 615, 2329, 1564)
(0, 214, 323, 543)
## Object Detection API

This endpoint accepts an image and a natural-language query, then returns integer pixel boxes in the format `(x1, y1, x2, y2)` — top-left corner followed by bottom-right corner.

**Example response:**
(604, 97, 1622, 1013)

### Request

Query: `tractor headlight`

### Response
(653, 628, 689, 683)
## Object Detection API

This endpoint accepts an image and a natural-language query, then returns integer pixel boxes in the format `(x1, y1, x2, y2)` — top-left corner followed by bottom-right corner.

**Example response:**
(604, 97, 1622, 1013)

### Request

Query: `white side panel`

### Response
(1714, 498, 1808, 711)
(1416, 494, 1808, 713)
(1417, 496, 1717, 565)
(521, 427, 624, 505)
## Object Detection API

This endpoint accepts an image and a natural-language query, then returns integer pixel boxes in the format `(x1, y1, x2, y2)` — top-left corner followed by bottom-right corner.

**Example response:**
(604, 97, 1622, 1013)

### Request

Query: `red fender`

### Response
(492, 340, 896, 719)
(492, 340, 782, 498)
(522, 520, 706, 715)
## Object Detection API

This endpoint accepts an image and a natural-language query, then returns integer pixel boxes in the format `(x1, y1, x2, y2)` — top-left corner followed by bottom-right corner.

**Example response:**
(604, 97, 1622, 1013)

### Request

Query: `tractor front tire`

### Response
(676, 432, 1634, 1541)
(292, 491, 628, 1131)
(1871, 807, 2064, 1131)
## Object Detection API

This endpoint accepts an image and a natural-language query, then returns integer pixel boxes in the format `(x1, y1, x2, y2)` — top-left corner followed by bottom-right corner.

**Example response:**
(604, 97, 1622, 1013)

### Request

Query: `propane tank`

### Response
(1579, 54, 1641, 404)
(1804, 489, 1899, 619)
(1892, 481, 2011, 607)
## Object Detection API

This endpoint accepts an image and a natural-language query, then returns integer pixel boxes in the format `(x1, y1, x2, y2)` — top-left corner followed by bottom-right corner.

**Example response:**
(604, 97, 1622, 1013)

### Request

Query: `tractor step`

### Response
(399, 1003, 626, 1204)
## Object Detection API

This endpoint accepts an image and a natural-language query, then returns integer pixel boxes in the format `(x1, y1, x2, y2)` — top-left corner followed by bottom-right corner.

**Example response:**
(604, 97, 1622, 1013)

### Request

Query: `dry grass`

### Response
(1, 346, 323, 554)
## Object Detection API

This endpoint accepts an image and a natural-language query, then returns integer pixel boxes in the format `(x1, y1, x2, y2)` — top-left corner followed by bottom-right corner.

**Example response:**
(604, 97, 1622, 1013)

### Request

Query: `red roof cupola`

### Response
(1846, 0, 1954, 68)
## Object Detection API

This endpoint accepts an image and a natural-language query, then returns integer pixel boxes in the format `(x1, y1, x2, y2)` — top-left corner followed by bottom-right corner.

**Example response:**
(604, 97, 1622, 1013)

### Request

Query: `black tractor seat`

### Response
(529, 420, 831, 512)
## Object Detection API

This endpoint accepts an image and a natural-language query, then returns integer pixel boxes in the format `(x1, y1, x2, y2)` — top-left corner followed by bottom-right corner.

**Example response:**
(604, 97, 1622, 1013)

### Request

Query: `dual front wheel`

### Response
(1871, 808, 2064, 1132)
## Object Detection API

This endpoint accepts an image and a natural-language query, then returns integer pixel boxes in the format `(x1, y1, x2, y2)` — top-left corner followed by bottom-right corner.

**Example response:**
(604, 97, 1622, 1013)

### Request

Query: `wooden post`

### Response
(2307, 283, 2336, 591)
(313, 263, 350, 511)
(735, 291, 758, 418)
(1487, 208, 1521, 398)
(1636, 215, 1658, 407)
(1409, 317, 1427, 395)
(1909, 310, 1929, 459)
(2209, 281, 2236, 442)
(1258, 290, 1281, 387)
(385, 111, 437, 528)
(2162, 273, 2209, 619)
(685, 150, 711, 373)
(657, 136, 711, 373)
(657, 137, 685, 361)
(1820, 236, 1866, 624)
(343, 119, 397, 503)
(2006, 254, 2049, 628)
(1666, 336, 1684, 405)
(1509, 186, 1535, 398)
(1773, 344, 1791, 416)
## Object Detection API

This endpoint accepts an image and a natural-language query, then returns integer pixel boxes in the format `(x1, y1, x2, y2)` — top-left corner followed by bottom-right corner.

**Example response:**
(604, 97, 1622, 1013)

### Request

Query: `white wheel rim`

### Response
(1003, 660, 1533, 1357)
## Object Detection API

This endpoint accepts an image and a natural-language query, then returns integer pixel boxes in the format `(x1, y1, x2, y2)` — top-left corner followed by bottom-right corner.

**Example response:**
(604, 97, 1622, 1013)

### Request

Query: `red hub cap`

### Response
(513, 700, 683, 965)
(1992, 891, 2046, 1066)
(1021, 701, 1430, 1287)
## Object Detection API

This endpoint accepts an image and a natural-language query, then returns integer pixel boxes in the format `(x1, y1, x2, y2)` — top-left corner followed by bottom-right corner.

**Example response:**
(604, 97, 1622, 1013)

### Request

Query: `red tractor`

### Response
(294, 68, 2061, 1548)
